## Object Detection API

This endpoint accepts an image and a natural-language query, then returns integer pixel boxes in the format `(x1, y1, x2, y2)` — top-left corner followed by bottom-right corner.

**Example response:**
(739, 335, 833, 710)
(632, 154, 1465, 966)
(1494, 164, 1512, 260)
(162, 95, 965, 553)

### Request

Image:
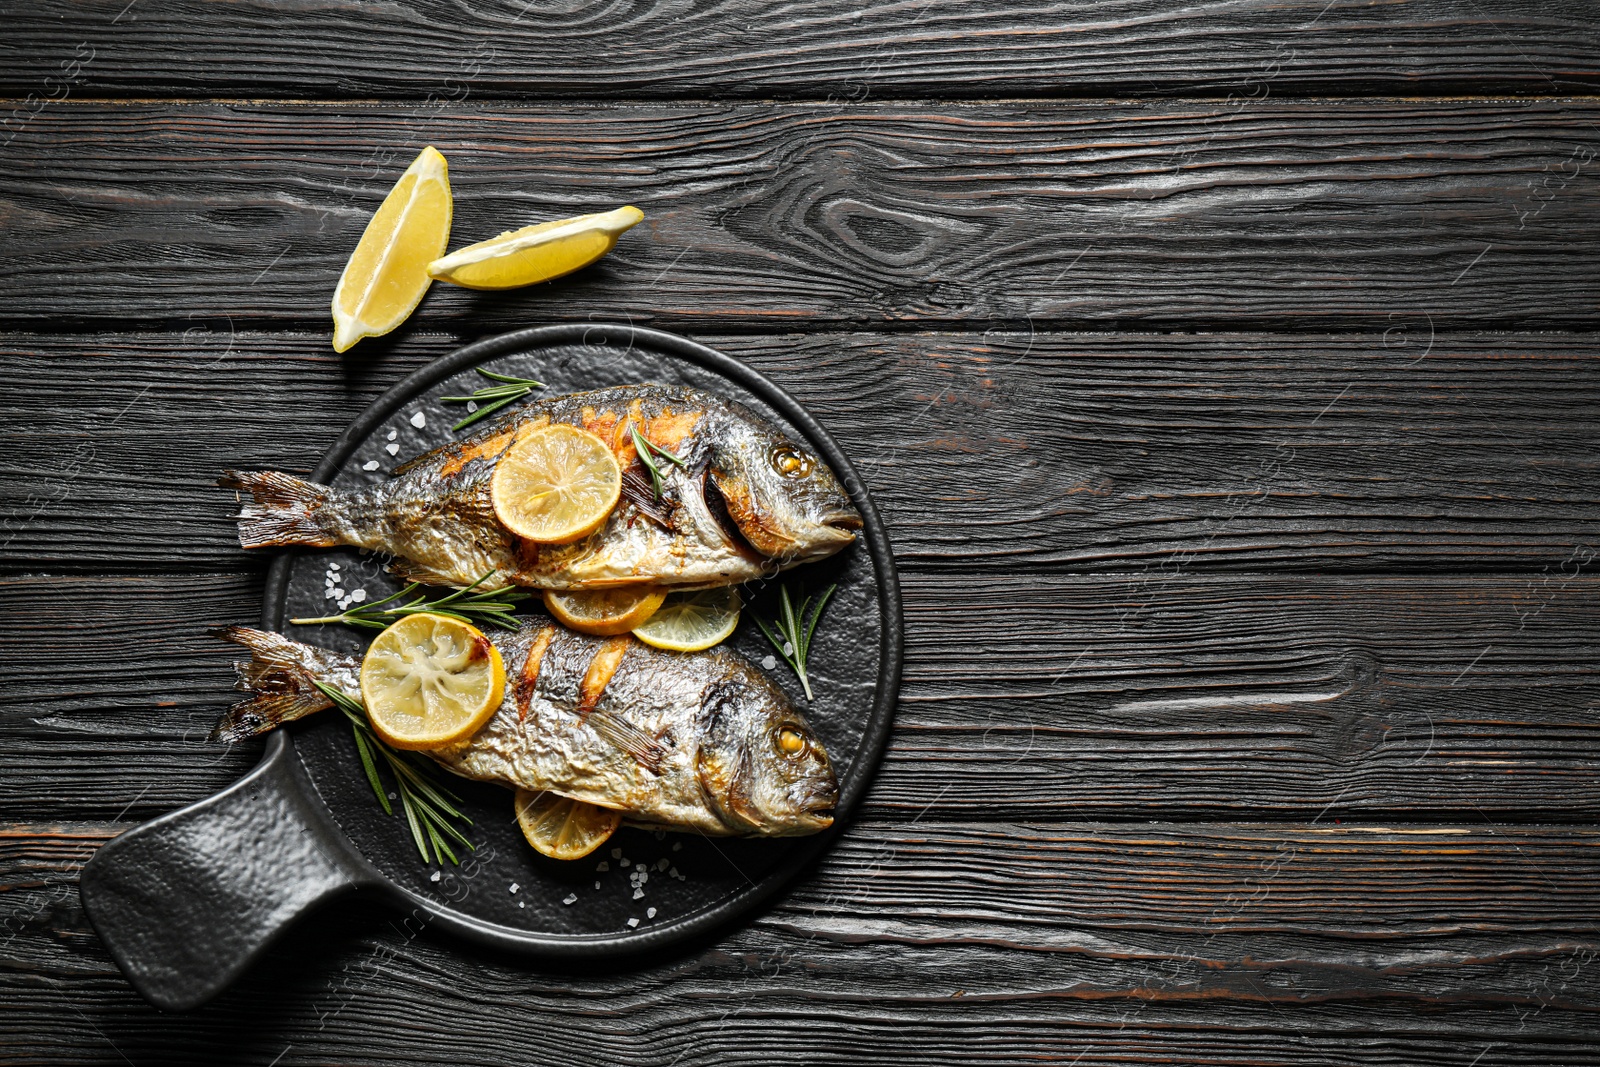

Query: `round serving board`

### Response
(266, 323, 901, 956)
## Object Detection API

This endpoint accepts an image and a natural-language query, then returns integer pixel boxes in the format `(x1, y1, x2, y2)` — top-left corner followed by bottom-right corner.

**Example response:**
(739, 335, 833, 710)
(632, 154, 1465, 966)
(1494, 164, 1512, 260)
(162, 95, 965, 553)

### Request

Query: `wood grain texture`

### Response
(4, 330, 1599, 574)
(3, 101, 1599, 330)
(4, 820, 1600, 1064)
(2, 0, 1597, 99)
(7, 571, 1600, 821)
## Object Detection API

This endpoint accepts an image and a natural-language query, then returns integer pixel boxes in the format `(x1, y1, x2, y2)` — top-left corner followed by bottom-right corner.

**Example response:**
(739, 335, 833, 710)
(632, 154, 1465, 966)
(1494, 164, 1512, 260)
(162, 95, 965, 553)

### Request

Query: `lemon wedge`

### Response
(544, 586, 666, 636)
(515, 789, 622, 861)
(632, 587, 741, 652)
(491, 423, 622, 544)
(331, 146, 452, 354)
(358, 613, 504, 750)
(427, 206, 643, 290)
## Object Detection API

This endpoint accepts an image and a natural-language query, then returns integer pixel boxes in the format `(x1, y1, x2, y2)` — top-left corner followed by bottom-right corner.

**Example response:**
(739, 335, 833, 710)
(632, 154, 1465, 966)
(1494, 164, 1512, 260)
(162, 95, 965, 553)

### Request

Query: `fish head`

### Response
(706, 411, 862, 565)
(695, 666, 838, 836)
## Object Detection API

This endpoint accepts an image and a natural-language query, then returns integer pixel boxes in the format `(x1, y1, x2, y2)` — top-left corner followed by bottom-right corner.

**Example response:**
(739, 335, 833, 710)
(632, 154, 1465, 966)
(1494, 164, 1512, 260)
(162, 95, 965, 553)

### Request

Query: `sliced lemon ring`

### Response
(358, 612, 505, 750)
(543, 586, 666, 637)
(331, 146, 452, 353)
(632, 587, 741, 652)
(514, 788, 622, 861)
(491, 423, 622, 544)
(427, 206, 644, 291)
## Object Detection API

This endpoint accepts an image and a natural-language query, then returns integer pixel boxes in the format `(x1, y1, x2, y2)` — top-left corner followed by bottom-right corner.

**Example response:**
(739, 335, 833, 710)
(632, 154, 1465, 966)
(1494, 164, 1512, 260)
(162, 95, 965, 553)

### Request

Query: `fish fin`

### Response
(208, 625, 349, 742)
(619, 466, 674, 527)
(386, 558, 474, 589)
(586, 708, 668, 775)
(219, 470, 342, 549)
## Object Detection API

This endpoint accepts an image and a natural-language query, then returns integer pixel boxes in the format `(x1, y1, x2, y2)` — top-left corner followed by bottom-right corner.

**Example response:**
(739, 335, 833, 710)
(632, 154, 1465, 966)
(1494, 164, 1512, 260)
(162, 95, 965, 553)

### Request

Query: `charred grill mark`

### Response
(578, 635, 631, 718)
(516, 624, 557, 723)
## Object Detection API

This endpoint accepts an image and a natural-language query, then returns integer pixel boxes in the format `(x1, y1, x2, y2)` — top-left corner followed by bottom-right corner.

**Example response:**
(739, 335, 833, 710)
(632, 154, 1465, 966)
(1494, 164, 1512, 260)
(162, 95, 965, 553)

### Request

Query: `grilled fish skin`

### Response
(221, 384, 862, 591)
(214, 620, 838, 838)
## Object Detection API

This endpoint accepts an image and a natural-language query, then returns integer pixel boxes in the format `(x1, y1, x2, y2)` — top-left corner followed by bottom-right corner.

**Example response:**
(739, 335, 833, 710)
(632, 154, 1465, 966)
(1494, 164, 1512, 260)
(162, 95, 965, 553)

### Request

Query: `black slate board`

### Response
(266, 323, 900, 955)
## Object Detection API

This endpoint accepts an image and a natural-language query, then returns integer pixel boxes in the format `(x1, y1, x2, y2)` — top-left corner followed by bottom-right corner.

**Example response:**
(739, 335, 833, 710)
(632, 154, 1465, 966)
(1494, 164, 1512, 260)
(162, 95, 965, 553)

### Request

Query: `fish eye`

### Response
(776, 726, 808, 756)
(770, 447, 812, 479)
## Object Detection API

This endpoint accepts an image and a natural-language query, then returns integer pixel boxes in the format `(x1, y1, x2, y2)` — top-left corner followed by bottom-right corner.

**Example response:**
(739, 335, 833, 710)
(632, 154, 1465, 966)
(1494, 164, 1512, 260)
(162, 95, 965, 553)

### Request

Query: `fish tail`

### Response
(209, 625, 343, 742)
(219, 469, 343, 549)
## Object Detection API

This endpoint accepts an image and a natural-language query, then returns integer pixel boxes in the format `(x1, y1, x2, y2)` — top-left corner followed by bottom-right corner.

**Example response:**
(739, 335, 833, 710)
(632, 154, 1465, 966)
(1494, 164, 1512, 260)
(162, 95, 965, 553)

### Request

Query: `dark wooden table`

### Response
(4, 2, 1600, 1063)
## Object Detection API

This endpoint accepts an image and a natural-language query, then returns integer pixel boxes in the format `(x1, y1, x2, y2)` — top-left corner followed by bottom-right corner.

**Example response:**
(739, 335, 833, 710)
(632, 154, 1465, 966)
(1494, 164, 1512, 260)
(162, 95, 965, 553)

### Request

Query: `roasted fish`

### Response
(222, 384, 861, 591)
(214, 620, 838, 837)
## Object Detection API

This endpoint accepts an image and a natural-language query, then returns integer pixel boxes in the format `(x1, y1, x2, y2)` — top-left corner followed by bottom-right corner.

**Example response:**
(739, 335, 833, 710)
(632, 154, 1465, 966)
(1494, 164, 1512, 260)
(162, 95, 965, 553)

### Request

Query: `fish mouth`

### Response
(824, 511, 863, 533)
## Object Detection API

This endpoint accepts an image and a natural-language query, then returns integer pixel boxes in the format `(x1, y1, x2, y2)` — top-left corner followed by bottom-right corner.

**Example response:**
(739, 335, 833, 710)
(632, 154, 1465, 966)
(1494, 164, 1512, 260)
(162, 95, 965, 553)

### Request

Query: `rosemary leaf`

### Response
(756, 582, 837, 701)
(441, 369, 545, 431)
(629, 423, 686, 501)
(312, 679, 475, 865)
(291, 570, 527, 632)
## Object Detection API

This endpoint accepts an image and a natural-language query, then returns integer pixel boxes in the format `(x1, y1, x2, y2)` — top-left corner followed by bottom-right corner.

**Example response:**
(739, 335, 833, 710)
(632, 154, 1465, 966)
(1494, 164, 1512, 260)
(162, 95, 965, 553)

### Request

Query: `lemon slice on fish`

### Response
(427, 206, 644, 291)
(515, 789, 622, 861)
(632, 587, 741, 652)
(359, 613, 505, 750)
(491, 424, 622, 544)
(543, 586, 666, 636)
(331, 146, 452, 353)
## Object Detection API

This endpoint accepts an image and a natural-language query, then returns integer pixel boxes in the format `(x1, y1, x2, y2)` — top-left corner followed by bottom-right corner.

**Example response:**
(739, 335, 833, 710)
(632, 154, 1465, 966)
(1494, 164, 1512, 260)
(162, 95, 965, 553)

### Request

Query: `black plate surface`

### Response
(263, 324, 900, 957)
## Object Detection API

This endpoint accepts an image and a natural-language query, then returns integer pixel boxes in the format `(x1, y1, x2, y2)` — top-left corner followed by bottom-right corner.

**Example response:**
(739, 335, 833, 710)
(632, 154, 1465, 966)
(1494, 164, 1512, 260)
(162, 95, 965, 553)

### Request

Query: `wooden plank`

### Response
(3, 101, 1599, 330)
(4, 330, 1599, 574)
(6, 572, 1600, 820)
(2, 0, 1597, 99)
(4, 821, 1600, 1062)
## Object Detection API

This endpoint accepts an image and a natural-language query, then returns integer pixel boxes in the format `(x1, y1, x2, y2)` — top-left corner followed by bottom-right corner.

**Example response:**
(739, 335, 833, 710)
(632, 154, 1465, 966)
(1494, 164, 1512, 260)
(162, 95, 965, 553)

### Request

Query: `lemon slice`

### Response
(358, 613, 505, 750)
(632, 587, 741, 652)
(427, 206, 643, 290)
(491, 424, 622, 544)
(331, 146, 452, 354)
(515, 789, 622, 861)
(544, 586, 666, 636)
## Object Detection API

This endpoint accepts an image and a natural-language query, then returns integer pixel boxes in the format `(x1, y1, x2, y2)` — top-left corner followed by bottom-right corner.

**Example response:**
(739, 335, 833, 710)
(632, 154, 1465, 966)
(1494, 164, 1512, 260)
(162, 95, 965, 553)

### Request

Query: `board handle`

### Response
(80, 739, 371, 1010)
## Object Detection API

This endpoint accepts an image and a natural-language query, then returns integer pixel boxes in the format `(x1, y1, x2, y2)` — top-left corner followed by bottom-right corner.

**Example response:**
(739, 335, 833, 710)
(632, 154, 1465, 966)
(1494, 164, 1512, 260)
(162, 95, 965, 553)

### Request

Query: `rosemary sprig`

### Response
(442, 369, 545, 431)
(291, 570, 527, 631)
(312, 680, 475, 865)
(629, 423, 686, 501)
(754, 582, 836, 701)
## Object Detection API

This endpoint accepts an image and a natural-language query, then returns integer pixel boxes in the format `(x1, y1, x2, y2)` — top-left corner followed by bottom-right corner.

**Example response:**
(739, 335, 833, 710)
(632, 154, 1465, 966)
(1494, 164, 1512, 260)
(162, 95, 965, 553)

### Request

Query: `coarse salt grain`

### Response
(761, 655, 777, 670)
(619, 858, 630, 868)
(385, 442, 400, 456)
(350, 589, 367, 602)
(518, 901, 525, 908)
(646, 907, 657, 919)
(596, 861, 609, 872)
(611, 847, 622, 859)
(632, 888, 644, 900)
(387, 430, 398, 441)
(594, 880, 601, 889)
(656, 858, 670, 871)
(672, 842, 682, 852)
(410, 411, 426, 428)
(467, 401, 478, 412)
(626, 918, 639, 928)
(429, 871, 440, 882)
(362, 460, 379, 471)
(509, 883, 520, 894)
(562, 893, 577, 905)
(329, 563, 340, 571)
(638, 870, 648, 884)
(331, 588, 345, 599)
